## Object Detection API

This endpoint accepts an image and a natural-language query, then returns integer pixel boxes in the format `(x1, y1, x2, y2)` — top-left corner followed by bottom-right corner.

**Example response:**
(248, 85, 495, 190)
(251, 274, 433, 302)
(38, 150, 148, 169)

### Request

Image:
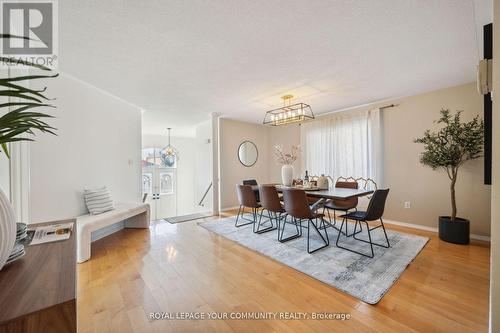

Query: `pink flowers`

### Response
(274, 145, 300, 165)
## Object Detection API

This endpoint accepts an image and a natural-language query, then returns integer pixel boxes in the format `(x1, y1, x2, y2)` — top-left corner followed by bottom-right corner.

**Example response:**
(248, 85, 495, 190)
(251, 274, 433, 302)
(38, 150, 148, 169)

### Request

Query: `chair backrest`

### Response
(335, 181, 358, 189)
(236, 184, 259, 208)
(258, 185, 282, 212)
(242, 179, 258, 186)
(282, 188, 314, 219)
(334, 181, 359, 207)
(364, 189, 390, 221)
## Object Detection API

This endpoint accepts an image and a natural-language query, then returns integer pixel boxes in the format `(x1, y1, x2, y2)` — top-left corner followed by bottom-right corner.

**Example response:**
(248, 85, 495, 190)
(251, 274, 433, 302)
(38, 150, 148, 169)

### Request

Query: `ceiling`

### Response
(59, 0, 492, 136)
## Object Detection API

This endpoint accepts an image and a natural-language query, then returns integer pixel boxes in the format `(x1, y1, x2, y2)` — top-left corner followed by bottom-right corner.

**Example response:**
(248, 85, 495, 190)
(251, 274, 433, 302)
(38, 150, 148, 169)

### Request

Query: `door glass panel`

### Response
(142, 173, 152, 194)
(159, 172, 174, 194)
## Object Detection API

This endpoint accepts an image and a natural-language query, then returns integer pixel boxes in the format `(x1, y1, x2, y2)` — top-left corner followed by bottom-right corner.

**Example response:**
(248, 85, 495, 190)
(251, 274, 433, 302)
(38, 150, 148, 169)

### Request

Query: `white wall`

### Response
(29, 73, 142, 222)
(194, 119, 213, 212)
(268, 123, 301, 182)
(142, 134, 196, 216)
(490, 1, 500, 331)
(219, 119, 270, 209)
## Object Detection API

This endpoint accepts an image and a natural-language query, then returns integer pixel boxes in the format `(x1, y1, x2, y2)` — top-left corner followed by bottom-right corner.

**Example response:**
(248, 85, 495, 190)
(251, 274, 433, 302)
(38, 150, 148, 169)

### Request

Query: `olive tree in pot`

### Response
(414, 109, 484, 244)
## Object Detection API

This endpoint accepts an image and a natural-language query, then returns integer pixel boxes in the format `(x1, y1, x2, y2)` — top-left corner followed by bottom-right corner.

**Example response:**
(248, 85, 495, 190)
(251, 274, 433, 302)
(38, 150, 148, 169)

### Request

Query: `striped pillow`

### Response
(83, 186, 114, 215)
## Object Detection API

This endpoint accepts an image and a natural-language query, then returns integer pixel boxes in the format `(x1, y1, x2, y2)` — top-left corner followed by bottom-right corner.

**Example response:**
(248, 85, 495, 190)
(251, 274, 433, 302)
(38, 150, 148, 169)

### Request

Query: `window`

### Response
(300, 108, 382, 183)
(142, 148, 163, 168)
(142, 147, 177, 168)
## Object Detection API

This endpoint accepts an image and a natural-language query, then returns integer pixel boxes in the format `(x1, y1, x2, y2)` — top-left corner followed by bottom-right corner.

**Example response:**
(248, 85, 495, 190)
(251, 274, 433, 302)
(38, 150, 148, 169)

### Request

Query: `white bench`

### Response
(76, 202, 150, 263)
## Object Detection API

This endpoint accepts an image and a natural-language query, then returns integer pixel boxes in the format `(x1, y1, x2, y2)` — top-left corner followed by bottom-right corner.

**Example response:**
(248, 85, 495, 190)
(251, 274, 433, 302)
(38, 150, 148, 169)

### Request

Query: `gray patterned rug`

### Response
(199, 215, 428, 304)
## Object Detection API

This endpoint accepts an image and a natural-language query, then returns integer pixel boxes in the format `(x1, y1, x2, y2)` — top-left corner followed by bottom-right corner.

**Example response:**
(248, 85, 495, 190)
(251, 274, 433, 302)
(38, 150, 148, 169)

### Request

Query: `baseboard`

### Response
(383, 219, 491, 242)
(91, 221, 125, 242)
(221, 206, 240, 212)
(218, 208, 491, 242)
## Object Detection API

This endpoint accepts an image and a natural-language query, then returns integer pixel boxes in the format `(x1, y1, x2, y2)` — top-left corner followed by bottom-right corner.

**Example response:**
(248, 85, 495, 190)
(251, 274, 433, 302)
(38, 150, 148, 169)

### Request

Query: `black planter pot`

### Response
(438, 216, 470, 245)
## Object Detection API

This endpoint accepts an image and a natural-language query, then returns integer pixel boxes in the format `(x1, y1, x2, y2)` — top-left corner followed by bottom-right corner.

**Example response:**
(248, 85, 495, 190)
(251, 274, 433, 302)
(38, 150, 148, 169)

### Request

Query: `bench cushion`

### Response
(76, 202, 150, 263)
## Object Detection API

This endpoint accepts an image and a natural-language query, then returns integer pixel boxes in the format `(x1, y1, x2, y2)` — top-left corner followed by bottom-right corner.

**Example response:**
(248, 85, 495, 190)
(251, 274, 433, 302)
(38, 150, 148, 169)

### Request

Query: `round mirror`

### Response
(238, 141, 258, 167)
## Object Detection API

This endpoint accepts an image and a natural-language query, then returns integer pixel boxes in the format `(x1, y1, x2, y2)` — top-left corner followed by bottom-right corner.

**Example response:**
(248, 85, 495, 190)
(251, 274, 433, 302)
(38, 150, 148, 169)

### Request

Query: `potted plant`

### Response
(0, 34, 58, 270)
(414, 109, 484, 244)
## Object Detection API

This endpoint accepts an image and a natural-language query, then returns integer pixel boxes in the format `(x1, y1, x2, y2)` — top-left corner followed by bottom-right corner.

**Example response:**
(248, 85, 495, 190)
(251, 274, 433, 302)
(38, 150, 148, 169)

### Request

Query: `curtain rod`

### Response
(314, 99, 401, 119)
(380, 104, 398, 109)
(295, 102, 400, 126)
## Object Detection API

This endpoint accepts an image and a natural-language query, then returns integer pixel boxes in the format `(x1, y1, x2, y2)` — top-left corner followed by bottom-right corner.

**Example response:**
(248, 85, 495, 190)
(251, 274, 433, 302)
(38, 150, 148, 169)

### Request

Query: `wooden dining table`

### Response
(251, 184, 374, 201)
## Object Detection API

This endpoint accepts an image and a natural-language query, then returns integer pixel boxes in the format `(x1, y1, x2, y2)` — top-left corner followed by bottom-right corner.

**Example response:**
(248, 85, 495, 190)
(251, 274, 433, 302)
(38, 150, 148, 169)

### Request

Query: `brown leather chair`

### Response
(324, 181, 359, 227)
(257, 185, 285, 235)
(243, 179, 260, 201)
(235, 184, 261, 227)
(281, 188, 329, 254)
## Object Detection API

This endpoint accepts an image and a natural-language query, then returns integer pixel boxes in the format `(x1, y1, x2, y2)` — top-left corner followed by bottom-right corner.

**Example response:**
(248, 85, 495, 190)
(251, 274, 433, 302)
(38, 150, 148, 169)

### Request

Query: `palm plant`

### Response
(0, 34, 58, 158)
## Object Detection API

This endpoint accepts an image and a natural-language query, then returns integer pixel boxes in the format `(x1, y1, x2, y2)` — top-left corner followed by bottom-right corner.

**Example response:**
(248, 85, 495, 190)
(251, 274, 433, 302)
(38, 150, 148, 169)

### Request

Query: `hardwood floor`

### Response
(77, 211, 490, 333)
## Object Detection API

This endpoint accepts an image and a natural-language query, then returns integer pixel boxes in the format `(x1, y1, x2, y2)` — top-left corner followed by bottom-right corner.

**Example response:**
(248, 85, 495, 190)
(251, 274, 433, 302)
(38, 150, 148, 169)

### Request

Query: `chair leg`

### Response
(380, 218, 391, 248)
(235, 205, 241, 226)
(322, 208, 335, 230)
(307, 218, 329, 254)
(353, 219, 390, 249)
(277, 212, 286, 240)
(321, 217, 330, 245)
(365, 221, 374, 257)
(279, 215, 302, 243)
(235, 205, 255, 227)
(254, 209, 277, 234)
(344, 218, 363, 237)
(336, 218, 374, 258)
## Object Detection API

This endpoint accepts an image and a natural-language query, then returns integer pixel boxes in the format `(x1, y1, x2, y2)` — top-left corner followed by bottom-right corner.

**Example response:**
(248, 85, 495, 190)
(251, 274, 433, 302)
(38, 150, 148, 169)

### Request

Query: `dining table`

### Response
(251, 184, 374, 234)
(251, 184, 374, 201)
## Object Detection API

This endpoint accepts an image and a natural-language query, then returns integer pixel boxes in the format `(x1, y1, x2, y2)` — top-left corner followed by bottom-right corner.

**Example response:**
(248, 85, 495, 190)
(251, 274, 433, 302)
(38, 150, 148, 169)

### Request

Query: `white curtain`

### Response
(300, 108, 382, 185)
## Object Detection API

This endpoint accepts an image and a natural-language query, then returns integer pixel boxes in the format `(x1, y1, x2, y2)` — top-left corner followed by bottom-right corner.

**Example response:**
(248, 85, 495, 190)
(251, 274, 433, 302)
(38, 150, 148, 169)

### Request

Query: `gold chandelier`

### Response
(263, 95, 314, 126)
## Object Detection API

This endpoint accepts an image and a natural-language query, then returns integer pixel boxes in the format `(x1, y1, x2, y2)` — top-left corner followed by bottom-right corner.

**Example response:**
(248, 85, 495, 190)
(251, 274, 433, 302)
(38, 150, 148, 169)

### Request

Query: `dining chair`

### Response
(335, 189, 390, 258)
(257, 185, 284, 235)
(282, 188, 329, 254)
(235, 184, 261, 227)
(243, 179, 259, 201)
(324, 180, 359, 229)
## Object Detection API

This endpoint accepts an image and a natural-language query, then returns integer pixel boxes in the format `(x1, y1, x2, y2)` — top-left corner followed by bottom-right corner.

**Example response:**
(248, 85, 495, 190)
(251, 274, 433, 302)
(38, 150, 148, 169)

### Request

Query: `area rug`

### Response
(199, 215, 428, 304)
(165, 212, 213, 224)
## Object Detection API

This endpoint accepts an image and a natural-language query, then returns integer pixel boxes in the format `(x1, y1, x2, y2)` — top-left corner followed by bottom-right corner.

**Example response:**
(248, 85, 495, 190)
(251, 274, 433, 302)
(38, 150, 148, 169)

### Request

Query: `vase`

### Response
(281, 164, 294, 186)
(0, 188, 16, 271)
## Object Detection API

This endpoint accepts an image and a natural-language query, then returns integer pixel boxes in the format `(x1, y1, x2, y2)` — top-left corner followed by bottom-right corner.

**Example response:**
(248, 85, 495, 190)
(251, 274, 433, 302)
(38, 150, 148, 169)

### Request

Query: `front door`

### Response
(142, 168, 177, 220)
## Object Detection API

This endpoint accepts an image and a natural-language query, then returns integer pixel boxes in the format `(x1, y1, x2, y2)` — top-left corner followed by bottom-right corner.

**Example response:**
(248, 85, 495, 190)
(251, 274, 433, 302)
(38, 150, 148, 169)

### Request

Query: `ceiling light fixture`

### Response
(160, 128, 178, 167)
(262, 95, 314, 126)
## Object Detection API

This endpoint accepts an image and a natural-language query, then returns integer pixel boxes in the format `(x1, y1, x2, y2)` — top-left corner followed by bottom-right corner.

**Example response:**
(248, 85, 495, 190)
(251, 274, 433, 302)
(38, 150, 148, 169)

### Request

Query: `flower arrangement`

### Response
(274, 145, 300, 165)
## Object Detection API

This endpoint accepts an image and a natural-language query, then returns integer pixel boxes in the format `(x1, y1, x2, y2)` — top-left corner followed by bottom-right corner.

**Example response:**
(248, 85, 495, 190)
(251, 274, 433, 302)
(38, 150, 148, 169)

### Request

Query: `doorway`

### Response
(142, 167, 177, 220)
(141, 118, 215, 222)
